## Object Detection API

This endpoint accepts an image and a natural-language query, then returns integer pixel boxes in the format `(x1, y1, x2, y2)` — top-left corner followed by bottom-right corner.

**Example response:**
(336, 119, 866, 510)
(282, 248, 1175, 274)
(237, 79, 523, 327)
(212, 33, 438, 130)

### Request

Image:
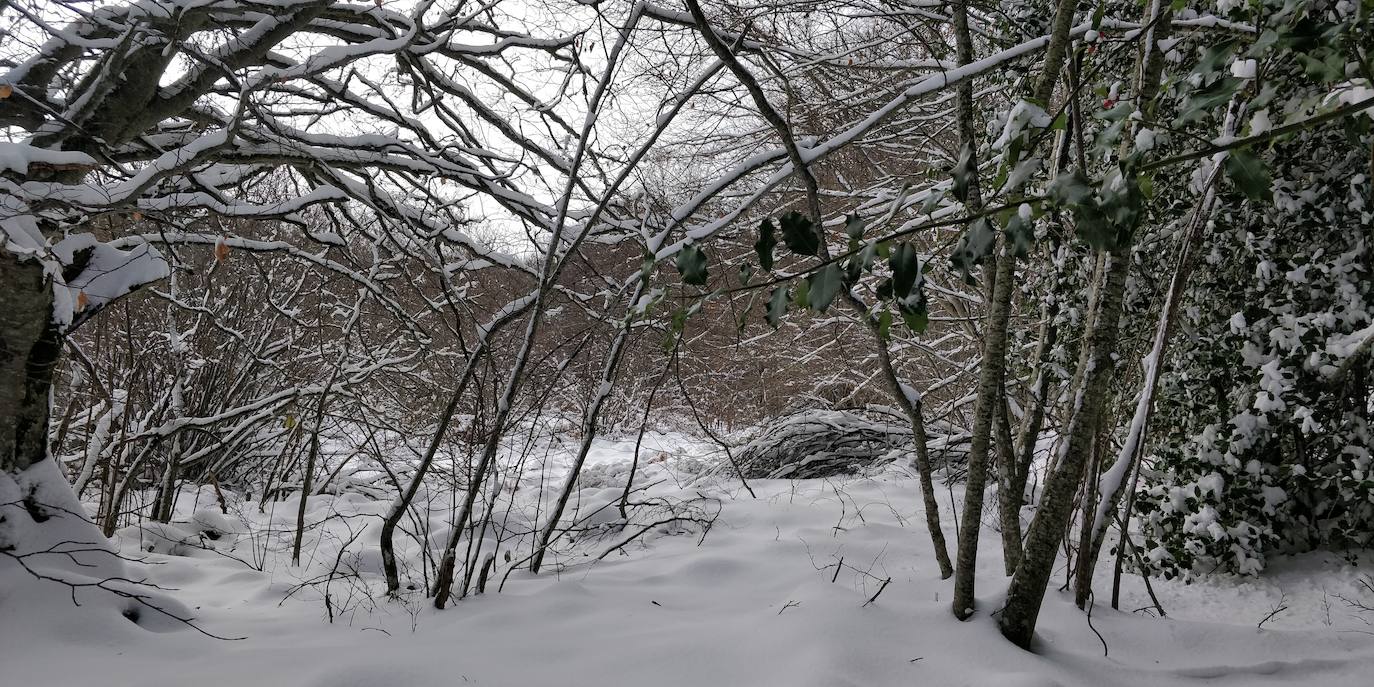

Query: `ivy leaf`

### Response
(675, 244, 709, 286)
(779, 211, 820, 256)
(807, 263, 844, 313)
(1224, 148, 1272, 202)
(877, 310, 893, 341)
(765, 286, 789, 327)
(754, 219, 777, 271)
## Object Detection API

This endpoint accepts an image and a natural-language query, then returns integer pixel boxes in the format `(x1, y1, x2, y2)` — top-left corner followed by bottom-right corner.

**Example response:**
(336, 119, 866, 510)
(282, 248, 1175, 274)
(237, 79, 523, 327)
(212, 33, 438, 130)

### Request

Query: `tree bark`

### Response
(948, 0, 1005, 619)
(0, 252, 61, 476)
(999, 249, 1131, 648)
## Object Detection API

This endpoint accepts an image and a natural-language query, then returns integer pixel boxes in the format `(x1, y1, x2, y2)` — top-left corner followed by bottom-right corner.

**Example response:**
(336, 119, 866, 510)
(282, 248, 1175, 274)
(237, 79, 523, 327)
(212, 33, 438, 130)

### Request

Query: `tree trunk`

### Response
(995, 391, 1022, 575)
(0, 252, 61, 476)
(947, 0, 1004, 619)
(999, 249, 1131, 648)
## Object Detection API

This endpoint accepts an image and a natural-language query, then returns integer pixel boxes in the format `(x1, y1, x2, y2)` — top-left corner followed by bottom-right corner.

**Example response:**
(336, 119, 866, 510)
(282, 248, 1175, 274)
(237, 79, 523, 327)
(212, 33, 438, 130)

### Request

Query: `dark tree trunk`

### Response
(0, 251, 61, 476)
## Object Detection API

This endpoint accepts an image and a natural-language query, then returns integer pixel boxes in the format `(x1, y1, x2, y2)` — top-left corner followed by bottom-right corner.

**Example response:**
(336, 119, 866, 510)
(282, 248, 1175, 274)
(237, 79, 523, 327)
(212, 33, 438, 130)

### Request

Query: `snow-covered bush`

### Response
(1136, 129, 1373, 577)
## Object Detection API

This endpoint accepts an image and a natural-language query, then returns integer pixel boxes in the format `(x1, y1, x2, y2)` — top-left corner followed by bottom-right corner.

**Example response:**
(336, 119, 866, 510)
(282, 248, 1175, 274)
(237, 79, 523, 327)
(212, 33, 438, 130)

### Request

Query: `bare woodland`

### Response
(1, 0, 1372, 668)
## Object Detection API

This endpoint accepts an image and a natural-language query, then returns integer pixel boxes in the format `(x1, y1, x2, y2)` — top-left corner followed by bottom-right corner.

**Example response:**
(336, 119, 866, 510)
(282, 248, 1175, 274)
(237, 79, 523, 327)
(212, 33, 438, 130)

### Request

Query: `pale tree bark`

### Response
(995, 390, 1021, 574)
(951, 0, 1078, 618)
(999, 247, 1131, 647)
(946, 0, 1000, 616)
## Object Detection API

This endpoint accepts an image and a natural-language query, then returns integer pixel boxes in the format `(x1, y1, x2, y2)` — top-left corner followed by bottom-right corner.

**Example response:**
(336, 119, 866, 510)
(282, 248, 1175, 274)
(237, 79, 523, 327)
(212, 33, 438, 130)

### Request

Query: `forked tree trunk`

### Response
(951, 0, 1082, 619)
(999, 249, 1131, 648)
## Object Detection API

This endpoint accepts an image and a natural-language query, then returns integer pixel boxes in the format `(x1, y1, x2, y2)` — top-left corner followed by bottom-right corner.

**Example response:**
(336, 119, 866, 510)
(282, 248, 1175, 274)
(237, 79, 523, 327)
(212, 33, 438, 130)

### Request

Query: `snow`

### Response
(5, 437, 1374, 687)
(1134, 127, 1157, 152)
(0, 143, 97, 174)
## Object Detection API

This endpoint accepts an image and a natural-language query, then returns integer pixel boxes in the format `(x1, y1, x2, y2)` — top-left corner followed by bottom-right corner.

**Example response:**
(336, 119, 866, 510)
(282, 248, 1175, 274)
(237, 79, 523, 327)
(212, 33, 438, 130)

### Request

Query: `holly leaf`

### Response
(951, 143, 976, 203)
(1177, 77, 1243, 125)
(901, 302, 929, 333)
(1224, 148, 1271, 202)
(675, 244, 709, 286)
(1004, 212, 1034, 258)
(807, 263, 844, 313)
(755, 219, 777, 271)
(779, 211, 820, 256)
(765, 286, 789, 327)
(1048, 170, 1094, 205)
(843, 214, 865, 239)
(950, 217, 996, 277)
(890, 242, 920, 299)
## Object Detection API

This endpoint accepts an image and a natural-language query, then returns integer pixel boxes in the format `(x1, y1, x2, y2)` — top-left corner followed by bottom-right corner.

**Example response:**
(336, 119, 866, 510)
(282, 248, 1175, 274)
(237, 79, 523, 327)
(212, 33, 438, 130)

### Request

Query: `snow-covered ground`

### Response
(3, 437, 1374, 686)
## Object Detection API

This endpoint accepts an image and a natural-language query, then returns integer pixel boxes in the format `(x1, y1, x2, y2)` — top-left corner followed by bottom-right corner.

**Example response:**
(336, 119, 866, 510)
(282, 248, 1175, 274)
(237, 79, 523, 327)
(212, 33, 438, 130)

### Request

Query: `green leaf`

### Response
(950, 217, 996, 277)
(779, 211, 820, 256)
(919, 190, 942, 216)
(843, 214, 865, 240)
(1297, 50, 1344, 83)
(1073, 202, 1113, 251)
(736, 294, 756, 333)
(1095, 101, 1135, 122)
(794, 277, 811, 309)
(1049, 170, 1094, 205)
(663, 307, 688, 351)
(754, 219, 777, 271)
(675, 244, 709, 286)
(889, 242, 920, 299)
(901, 304, 929, 334)
(739, 263, 753, 285)
(765, 286, 789, 327)
(876, 277, 894, 301)
(951, 143, 977, 203)
(1177, 77, 1243, 125)
(1195, 40, 1238, 77)
(1004, 212, 1034, 258)
(1224, 148, 1271, 202)
(877, 310, 893, 341)
(807, 263, 844, 313)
